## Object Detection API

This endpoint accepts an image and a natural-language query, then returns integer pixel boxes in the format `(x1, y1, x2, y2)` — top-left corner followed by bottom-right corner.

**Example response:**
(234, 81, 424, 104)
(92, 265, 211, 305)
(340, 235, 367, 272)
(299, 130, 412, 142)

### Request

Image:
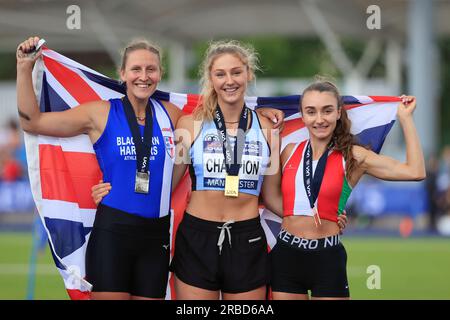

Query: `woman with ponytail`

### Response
(85, 38, 283, 300)
(262, 79, 426, 300)
(17, 36, 183, 300)
(168, 40, 283, 300)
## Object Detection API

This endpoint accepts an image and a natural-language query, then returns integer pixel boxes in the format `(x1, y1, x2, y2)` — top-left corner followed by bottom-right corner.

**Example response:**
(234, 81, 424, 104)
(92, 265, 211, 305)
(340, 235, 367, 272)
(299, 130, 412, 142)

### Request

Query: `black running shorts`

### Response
(170, 212, 270, 294)
(270, 229, 350, 298)
(86, 204, 170, 298)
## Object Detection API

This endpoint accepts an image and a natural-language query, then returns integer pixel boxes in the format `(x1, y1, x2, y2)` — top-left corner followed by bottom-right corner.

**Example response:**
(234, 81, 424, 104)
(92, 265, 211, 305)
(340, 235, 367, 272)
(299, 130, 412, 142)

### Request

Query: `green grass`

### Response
(0, 233, 449, 299)
(344, 238, 450, 299)
(0, 232, 67, 300)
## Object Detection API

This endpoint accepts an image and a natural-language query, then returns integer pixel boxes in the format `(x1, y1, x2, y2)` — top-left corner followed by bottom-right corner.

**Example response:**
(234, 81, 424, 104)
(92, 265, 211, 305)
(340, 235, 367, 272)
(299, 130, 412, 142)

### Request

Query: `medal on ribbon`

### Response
(303, 141, 330, 227)
(224, 174, 240, 197)
(213, 105, 248, 198)
(135, 171, 150, 194)
(122, 96, 154, 194)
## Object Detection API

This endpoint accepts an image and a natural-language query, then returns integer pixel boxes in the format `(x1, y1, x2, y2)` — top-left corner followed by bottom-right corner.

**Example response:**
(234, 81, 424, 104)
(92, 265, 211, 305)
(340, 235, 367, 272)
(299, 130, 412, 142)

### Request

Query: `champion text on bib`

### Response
(189, 110, 270, 196)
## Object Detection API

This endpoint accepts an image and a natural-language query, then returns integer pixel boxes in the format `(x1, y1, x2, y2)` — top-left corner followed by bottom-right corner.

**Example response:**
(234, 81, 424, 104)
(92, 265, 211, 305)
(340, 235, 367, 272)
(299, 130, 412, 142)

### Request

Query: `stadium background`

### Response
(0, 0, 449, 299)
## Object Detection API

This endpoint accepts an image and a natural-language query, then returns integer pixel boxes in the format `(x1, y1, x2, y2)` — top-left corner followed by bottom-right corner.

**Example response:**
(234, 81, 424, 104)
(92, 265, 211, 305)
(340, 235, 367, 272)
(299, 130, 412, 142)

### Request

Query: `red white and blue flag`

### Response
(26, 47, 399, 299)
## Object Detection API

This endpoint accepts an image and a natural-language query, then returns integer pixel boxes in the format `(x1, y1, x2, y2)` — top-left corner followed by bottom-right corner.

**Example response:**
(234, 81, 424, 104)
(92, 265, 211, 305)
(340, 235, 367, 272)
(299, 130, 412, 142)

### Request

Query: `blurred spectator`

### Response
(0, 153, 22, 181)
(0, 119, 26, 182)
(434, 145, 450, 235)
(437, 146, 450, 212)
(437, 146, 450, 193)
(425, 154, 440, 232)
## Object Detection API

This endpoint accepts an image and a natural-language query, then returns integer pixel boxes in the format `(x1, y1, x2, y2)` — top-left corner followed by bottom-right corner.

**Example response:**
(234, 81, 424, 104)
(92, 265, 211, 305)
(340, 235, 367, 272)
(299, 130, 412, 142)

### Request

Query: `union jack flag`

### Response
(26, 46, 399, 299)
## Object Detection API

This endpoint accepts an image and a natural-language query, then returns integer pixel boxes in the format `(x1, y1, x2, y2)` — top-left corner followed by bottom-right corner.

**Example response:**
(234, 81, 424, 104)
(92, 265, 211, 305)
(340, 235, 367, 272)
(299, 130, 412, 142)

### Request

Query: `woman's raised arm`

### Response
(16, 36, 103, 138)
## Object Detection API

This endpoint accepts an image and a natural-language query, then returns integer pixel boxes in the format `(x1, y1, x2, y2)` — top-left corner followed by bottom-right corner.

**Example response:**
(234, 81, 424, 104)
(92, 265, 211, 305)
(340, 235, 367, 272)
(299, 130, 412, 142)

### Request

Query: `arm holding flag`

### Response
(16, 36, 108, 141)
(350, 96, 426, 185)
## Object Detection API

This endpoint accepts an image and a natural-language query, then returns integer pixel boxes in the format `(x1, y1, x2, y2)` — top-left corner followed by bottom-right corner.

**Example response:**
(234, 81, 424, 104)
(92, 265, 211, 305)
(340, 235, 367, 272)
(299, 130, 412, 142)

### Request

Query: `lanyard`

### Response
(303, 141, 329, 209)
(122, 96, 153, 175)
(213, 105, 249, 176)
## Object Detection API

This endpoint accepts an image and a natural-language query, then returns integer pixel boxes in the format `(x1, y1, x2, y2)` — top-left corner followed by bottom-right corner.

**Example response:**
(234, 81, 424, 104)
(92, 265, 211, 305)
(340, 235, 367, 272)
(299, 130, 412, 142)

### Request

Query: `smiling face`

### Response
(120, 49, 161, 101)
(210, 53, 251, 108)
(301, 90, 341, 141)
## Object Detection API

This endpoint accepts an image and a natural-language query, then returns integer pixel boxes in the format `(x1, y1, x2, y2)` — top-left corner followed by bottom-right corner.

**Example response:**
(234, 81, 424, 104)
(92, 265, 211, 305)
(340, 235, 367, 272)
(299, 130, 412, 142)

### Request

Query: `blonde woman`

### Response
(169, 40, 281, 300)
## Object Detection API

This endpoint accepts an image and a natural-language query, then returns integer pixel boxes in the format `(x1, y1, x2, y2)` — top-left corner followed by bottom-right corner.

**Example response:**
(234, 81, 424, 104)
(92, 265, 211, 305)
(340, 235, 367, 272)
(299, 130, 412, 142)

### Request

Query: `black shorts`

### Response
(270, 229, 350, 298)
(170, 212, 269, 294)
(85, 204, 170, 298)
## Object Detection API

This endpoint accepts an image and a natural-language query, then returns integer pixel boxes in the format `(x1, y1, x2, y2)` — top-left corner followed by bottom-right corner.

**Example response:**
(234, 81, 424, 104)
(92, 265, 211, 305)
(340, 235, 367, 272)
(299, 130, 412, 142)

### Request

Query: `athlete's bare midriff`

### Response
(282, 215, 340, 239)
(187, 190, 260, 222)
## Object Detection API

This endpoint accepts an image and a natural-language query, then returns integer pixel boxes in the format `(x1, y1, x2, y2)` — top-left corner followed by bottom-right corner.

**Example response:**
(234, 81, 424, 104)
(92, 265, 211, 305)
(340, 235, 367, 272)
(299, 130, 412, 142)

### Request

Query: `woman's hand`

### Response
(397, 95, 416, 121)
(256, 107, 285, 130)
(91, 180, 112, 206)
(337, 212, 348, 235)
(16, 36, 42, 68)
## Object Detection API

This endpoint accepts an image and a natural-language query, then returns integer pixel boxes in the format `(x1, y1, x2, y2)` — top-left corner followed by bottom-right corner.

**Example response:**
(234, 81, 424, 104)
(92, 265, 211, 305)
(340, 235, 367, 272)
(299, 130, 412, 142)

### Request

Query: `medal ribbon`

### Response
(303, 141, 330, 213)
(122, 96, 154, 177)
(213, 105, 249, 176)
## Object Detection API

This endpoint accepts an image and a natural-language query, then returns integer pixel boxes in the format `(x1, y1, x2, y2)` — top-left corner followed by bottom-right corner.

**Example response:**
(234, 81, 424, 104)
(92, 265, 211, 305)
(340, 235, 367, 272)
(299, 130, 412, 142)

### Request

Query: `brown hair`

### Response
(194, 40, 260, 121)
(301, 79, 358, 180)
(119, 39, 163, 75)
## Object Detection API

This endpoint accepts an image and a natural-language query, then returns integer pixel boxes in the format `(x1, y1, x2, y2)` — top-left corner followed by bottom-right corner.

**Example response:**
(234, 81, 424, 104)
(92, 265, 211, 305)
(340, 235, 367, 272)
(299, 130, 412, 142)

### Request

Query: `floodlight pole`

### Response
(85, 1, 122, 66)
(299, 0, 382, 95)
(408, 0, 438, 156)
(169, 42, 187, 92)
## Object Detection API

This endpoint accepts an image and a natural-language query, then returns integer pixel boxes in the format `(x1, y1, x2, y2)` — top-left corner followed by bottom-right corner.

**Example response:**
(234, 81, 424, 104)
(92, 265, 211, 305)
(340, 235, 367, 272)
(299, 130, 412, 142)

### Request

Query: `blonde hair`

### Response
(194, 40, 260, 121)
(119, 39, 163, 75)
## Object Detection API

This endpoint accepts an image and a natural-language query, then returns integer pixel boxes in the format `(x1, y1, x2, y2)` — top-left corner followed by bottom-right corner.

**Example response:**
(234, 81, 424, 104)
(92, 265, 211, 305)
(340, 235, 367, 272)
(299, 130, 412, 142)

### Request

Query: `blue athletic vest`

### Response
(189, 110, 270, 196)
(94, 98, 175, 218)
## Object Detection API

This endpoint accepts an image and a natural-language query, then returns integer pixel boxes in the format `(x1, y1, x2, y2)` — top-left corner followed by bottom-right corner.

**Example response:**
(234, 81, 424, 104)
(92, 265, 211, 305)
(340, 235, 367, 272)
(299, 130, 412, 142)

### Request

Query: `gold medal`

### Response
(224, 175, 239, 197)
